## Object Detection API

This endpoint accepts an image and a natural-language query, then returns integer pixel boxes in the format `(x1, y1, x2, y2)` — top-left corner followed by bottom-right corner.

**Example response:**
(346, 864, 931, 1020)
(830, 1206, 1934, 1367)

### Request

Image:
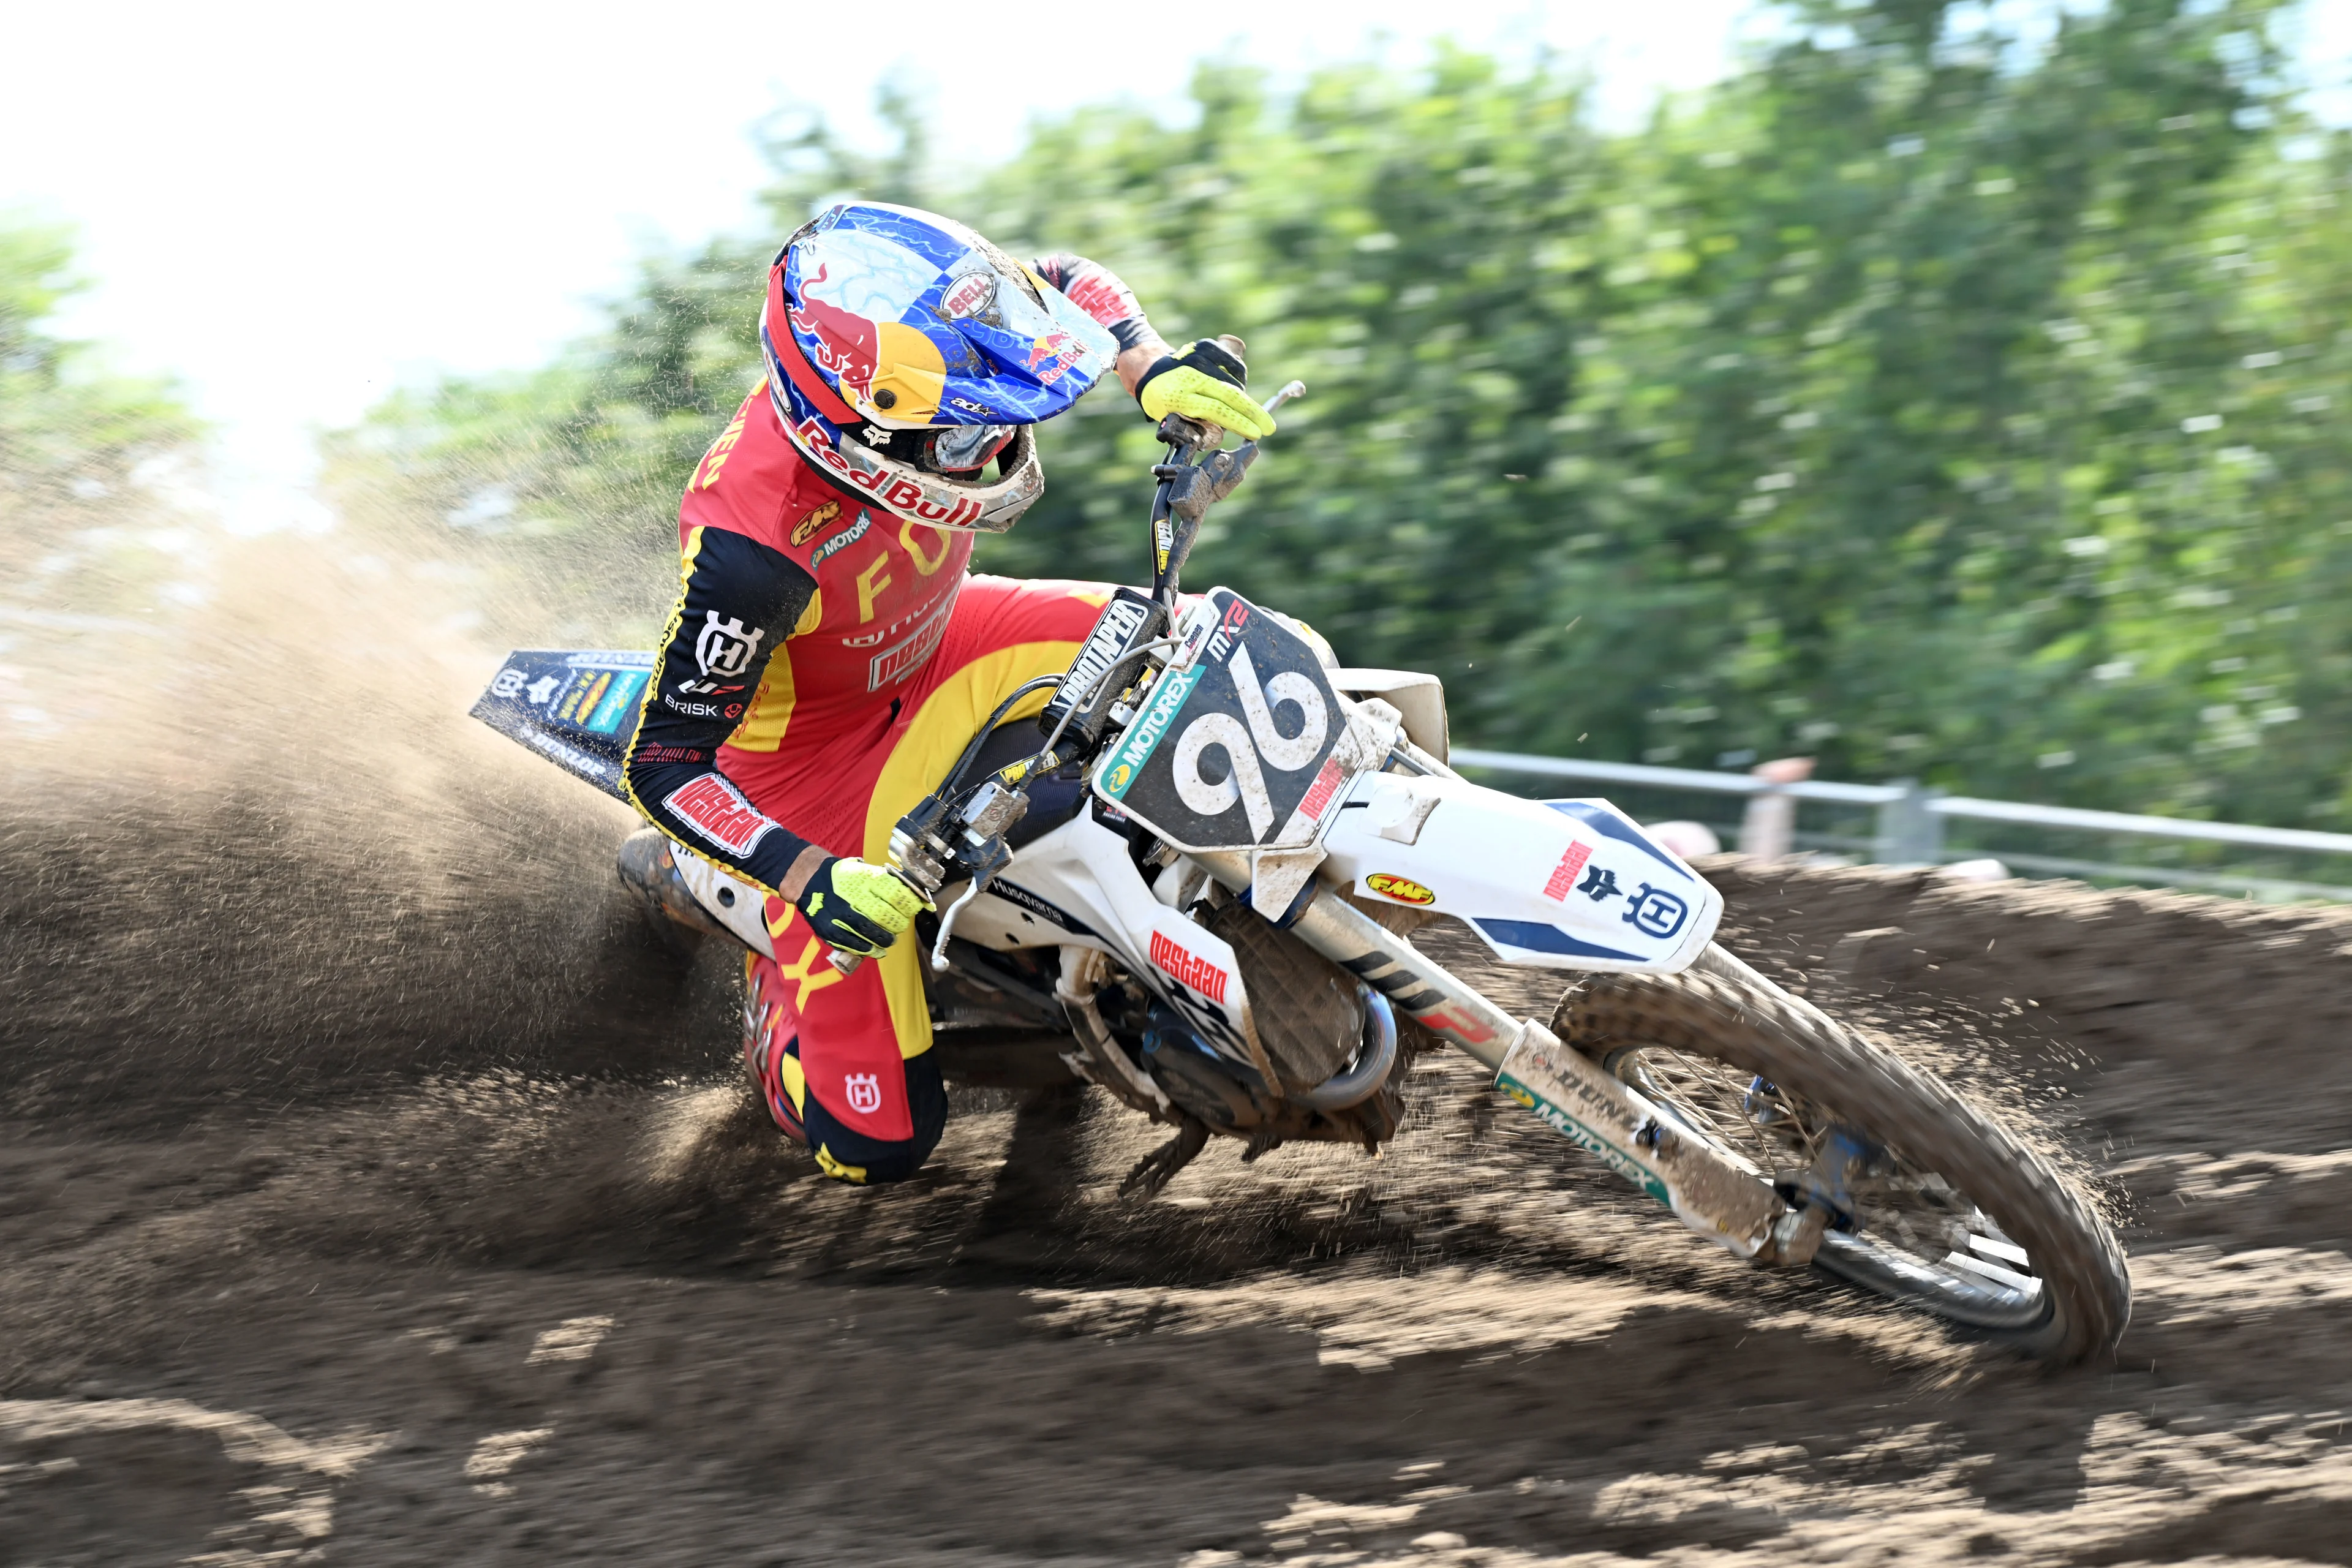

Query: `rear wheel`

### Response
(1556, 946, 2128, 1360)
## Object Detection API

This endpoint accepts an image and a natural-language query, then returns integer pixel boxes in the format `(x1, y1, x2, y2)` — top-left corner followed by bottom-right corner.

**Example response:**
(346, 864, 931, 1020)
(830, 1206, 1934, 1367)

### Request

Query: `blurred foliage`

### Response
(326, 0, 2352, 828)
(0, 219, 197, 581)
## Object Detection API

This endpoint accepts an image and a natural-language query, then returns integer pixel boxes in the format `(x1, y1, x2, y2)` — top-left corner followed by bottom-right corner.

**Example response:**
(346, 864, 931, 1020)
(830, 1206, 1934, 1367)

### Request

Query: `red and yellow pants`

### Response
(733, 575, 1106, 1183)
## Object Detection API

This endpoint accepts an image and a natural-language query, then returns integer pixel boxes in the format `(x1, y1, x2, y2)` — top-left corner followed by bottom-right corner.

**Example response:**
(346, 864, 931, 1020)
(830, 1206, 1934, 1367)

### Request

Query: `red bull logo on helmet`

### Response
(788, 265, 883, 400)
(1026, 331, 1087, 386)
(790, 418, 987, 529)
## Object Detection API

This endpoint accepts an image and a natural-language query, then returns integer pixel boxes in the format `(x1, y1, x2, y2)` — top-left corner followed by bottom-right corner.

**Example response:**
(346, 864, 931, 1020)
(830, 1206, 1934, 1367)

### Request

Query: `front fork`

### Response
(1188, 850, 1793, 1261)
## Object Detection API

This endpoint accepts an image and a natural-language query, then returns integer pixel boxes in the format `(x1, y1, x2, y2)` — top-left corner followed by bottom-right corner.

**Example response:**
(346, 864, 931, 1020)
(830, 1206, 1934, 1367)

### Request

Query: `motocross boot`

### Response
(742, 949, 809, 1146)
(616, 827, 726, 950)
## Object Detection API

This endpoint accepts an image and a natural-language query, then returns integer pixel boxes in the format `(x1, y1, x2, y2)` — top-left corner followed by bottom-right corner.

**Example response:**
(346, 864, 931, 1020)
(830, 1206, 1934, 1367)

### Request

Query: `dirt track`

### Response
(10, 542, 2352, 1564)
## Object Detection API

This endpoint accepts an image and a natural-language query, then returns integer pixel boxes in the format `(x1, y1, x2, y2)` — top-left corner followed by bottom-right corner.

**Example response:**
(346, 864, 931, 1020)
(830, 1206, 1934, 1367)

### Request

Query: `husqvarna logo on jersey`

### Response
(696, 611, 764, 677)
(843, 1072, 884, 1115)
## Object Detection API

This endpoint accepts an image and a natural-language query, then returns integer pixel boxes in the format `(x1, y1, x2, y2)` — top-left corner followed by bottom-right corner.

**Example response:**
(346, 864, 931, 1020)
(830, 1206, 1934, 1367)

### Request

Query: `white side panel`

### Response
(1320, 775, 1721, 974)
(956, 810, 1263, 1071)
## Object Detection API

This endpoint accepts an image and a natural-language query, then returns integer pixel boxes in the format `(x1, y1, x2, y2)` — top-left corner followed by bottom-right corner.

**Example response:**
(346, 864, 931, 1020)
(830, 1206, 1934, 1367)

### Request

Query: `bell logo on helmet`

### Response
(940, 272, 995, 320)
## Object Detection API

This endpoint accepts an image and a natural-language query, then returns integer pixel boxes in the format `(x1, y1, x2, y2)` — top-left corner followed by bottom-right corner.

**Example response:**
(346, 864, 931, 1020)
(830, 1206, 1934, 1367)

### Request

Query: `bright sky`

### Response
(5, 0, 2345, 532)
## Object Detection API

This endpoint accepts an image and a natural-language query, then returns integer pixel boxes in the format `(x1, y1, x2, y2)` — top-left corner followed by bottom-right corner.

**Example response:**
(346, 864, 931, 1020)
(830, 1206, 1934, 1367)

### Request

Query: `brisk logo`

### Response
(1148, 930, 1229, 1005)
(1542, 842, 1594, 902)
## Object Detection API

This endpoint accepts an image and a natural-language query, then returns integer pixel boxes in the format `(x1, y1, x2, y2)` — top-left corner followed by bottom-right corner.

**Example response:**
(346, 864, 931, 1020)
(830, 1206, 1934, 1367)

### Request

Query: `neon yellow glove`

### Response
(797, 856, 930, 957)
(1136, 338, 1275, 440)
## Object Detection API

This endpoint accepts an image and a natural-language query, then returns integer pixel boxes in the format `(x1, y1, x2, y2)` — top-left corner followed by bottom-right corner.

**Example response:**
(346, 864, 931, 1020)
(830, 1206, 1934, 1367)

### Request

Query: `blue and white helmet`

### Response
(760, 202, 1119, 533)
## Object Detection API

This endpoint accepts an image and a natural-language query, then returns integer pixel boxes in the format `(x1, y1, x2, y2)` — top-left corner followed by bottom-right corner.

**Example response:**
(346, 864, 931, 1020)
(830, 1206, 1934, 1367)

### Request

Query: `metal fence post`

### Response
(1874, 780, 1944, 865)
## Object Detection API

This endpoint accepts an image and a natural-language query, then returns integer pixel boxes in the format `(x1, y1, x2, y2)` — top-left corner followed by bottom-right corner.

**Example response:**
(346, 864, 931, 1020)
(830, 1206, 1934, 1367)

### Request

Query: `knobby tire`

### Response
(1555, 945, 2130, 1362)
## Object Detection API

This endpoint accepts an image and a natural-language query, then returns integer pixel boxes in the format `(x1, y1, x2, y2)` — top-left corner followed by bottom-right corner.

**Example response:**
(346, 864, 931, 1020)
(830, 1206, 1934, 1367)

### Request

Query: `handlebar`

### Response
(826, 375, 1305, 976)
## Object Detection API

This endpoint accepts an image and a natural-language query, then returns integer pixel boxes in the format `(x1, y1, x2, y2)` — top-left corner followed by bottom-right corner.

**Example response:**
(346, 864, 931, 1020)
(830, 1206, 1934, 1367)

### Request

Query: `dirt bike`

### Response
(474, 382, 2131, 1362)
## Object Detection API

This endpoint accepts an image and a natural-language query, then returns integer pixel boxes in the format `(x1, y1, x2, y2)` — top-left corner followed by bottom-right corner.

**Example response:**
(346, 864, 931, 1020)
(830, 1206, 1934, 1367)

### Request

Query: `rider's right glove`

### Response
(1136, 338, 1276, 440)
(797, 856, 930, 958)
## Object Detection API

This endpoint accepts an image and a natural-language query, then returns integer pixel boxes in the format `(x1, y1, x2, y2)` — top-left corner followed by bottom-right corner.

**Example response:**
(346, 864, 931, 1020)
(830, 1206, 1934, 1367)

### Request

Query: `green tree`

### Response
(331, 0, 2352, 832)
(0, 218, 198, 595)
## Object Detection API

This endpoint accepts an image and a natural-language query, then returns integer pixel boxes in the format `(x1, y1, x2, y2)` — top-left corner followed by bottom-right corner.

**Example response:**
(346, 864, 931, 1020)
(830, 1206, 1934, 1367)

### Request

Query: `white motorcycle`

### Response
(476, 384, 2130, 1362)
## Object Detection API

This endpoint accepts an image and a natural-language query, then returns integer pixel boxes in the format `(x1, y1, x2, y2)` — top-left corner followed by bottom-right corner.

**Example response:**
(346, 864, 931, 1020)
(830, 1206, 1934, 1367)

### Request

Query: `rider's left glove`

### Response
(1136, 338, 1275, 440)
(797, 856, 930, 958)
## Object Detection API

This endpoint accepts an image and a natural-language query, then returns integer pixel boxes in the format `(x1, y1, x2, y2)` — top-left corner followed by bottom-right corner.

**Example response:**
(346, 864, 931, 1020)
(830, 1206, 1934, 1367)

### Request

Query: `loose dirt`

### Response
(9, 533, 2352, 1565)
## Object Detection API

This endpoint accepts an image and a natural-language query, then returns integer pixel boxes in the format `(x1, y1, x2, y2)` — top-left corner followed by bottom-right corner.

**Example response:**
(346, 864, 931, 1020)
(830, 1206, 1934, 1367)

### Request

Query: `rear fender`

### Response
(1319, 775, 1720, 973)
(471, 649, 656, 801)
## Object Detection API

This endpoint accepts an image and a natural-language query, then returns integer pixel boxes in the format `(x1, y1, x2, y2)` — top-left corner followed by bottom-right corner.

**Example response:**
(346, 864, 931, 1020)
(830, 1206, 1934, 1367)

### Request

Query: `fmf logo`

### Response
(790, 499, 842, 547)
(1366, 873, 1436, 906)
(1148, 930, 1229, 1004)
(1543, 841, 1594, 902)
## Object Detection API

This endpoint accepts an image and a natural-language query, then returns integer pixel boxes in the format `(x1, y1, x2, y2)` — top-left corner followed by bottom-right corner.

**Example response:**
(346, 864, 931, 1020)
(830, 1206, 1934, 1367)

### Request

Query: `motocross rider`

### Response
(622, 202, 1273, 1185)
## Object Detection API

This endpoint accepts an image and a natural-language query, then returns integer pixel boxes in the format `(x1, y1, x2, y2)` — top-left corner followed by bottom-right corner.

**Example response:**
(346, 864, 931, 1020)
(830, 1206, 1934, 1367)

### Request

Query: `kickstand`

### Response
(1118, 1117, 1209, 1200)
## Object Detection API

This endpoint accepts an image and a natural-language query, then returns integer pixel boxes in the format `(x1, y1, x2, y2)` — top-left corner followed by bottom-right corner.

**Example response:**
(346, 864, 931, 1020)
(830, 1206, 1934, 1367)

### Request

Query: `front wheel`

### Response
(1556, 945, 2129, 1361)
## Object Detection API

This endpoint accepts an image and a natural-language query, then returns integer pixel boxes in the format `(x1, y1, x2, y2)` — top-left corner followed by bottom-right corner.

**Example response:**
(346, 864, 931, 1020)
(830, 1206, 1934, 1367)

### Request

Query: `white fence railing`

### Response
(1449, 748, 2352, 903)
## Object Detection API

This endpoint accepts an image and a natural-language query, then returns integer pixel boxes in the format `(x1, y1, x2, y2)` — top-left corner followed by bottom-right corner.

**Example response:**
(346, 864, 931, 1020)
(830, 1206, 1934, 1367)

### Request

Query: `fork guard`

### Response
(1189, 850, 1784, 1259)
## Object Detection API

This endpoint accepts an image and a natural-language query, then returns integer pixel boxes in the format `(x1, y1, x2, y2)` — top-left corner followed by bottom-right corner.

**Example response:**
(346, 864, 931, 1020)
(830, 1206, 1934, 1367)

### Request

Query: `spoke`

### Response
(1968, 1233, 2030, 1267)
(1942, 1250, 2041, 1295)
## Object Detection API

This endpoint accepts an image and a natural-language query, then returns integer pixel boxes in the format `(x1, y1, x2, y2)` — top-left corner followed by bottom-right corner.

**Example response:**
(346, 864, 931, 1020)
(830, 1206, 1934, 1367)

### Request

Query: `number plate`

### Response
(1091, 590, 1351, 853)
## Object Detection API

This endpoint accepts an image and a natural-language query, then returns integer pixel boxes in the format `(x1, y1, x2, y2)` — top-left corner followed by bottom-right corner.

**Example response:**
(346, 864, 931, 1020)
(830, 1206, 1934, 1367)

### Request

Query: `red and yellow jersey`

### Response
(620, 379, 980, 899)
(622, 246, 1153, 902)
(684, 380, 978, 735)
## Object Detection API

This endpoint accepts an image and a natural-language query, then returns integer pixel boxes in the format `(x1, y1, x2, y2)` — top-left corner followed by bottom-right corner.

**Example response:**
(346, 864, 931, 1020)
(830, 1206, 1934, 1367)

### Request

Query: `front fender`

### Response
(1318, 774, 1721, 973)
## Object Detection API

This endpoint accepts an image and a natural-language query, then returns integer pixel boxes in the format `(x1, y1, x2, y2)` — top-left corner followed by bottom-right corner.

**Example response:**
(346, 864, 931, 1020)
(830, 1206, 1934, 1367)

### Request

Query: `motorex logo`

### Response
(1098, 666, 1199, 799)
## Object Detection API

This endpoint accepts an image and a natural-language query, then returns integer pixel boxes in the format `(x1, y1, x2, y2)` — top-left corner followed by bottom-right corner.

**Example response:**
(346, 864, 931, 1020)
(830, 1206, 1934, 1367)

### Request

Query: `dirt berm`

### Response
(13, 764, 2352, 1566)
(10, 524, 2352, 1566)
